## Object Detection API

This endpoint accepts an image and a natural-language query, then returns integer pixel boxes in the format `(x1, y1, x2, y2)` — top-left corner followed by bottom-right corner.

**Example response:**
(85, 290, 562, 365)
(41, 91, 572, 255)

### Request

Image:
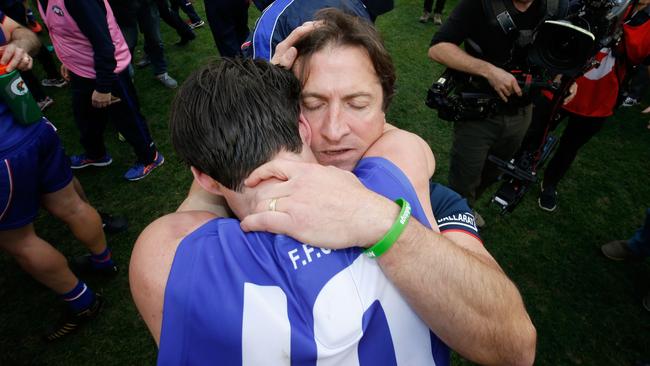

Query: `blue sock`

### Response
(60, 281, 95, 313)
(90, 247, 115, 269)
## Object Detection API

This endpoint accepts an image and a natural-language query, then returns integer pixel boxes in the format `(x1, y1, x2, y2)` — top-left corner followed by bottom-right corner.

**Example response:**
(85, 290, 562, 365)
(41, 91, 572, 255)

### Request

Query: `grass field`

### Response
(1, 0, 649, 364)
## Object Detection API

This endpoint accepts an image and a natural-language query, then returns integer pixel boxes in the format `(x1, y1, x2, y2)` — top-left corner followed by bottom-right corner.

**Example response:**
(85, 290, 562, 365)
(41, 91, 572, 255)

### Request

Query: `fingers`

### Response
(512, 79, 523, 97)
(273, 47, 298, 69)
(271, 21, 321, 68)
(1, 45, 22, 72)
(642, 106, 650, 114)
(562, 83, 578, 105)
(496, 88, 508, 103)
(91, 91, 112, 108)
(60, 65, 70, 81)
(244, 160, 304, 187)
(240, 211, 292, 234)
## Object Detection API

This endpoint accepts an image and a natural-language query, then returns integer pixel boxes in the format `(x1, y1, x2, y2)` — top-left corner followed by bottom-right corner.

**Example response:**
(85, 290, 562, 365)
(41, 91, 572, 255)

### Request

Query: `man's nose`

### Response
(321, 104, 350, 142)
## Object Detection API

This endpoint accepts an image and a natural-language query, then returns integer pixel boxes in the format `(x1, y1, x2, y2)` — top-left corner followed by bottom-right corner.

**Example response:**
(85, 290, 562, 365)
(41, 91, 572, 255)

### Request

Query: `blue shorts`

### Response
(0, 121, 73, 230)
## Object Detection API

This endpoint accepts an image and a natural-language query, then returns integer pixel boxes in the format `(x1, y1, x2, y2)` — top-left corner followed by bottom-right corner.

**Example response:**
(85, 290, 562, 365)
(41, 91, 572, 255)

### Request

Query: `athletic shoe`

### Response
(472, 210, 486, 229)
(175, 31, 196, 46)
(69, 254, 119, 278)
(433, 13, 443, 25)
(621, 96, 639, 107)
(135, 55, 151, 68)
(123, 151, 164, 181)
(41, 78, 68, 88)
(70, 153, 113, 169)
(44, 294, 104, 342)
(538, 183, 557, 212)
(419, 11, 431, 23)
(99, 211, 128, 234)
(601, 240, 635, 261)
(189, 20, 205, 29)
(156, 72, 178, 89)
(28, 20, 42, 33)
(37, 96, 54, 111)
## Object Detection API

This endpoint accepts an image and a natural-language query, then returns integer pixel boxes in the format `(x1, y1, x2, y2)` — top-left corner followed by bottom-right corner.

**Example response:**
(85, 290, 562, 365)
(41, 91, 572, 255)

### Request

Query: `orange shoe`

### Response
(28, 20, 43, 33)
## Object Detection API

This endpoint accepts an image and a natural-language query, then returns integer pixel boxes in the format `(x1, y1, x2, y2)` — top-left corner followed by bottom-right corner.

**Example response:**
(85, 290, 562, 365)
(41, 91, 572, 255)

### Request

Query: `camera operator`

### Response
(523, 0, 650, 211)
(428, 0, 573, 226)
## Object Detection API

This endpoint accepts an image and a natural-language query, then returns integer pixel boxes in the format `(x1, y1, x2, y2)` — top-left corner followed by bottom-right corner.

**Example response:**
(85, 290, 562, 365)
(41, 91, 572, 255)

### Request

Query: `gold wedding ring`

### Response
(268, 198, 278, 212)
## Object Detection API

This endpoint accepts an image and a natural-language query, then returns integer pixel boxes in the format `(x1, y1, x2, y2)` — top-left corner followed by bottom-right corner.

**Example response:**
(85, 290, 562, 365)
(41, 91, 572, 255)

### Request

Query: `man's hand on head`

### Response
(271, 21, 322, 69)
(240, 159, 398, 249)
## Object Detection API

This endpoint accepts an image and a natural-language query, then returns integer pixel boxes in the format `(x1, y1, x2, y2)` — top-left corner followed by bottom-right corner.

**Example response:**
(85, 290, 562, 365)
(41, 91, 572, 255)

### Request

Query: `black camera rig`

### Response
(426, 0, 635, 213)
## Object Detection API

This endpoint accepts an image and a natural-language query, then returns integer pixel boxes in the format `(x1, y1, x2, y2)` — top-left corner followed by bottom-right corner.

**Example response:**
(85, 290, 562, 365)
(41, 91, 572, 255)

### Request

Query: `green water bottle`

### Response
(0, 64, 42, 125)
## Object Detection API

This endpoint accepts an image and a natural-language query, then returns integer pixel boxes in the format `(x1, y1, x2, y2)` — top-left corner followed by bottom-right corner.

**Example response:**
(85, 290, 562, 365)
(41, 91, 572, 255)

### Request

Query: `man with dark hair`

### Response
(242, 9, 536, 365)
(131, 58, 447, 364)
(180, 9, 536, 365)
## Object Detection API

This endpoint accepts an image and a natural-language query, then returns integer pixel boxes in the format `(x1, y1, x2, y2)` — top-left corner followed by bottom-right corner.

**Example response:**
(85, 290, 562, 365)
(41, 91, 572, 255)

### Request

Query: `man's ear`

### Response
(298, 113, 312, 146)
(190, 166, 224, 195)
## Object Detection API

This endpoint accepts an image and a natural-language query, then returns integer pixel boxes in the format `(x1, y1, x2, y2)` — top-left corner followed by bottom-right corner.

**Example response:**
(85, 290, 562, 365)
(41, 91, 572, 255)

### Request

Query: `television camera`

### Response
(426, 0, 635, 213)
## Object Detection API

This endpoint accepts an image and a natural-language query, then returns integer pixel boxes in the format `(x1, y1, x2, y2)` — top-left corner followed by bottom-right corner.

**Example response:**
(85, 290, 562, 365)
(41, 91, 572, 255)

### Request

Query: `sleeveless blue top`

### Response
(158, 157, 450, 365)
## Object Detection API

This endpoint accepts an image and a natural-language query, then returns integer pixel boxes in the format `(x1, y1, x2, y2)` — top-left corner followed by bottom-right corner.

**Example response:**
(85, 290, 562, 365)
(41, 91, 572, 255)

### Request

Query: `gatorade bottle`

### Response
(0, 64, 42, 125)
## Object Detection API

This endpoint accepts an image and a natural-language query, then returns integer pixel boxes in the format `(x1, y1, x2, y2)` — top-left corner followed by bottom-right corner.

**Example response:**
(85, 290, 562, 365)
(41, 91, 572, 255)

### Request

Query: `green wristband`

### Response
(364, 198, 411, 259)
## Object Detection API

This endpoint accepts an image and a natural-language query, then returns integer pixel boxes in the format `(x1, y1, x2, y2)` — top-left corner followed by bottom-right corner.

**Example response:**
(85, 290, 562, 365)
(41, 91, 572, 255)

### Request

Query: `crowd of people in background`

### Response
(0, 0, 648, 364)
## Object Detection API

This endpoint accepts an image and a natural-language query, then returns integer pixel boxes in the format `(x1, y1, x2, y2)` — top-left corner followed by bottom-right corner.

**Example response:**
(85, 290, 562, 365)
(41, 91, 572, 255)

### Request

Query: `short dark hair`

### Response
(294, 8, 396, 110)
(170, 58, 303, 191)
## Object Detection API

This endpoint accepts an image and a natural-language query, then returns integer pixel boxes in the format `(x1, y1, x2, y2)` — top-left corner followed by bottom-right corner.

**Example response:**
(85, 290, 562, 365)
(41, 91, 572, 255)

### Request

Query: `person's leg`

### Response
(0, 224, 78, 294)
(423, 0, 434, 12)
(139, 2, 168, 76)
(41, 182, 106, 255)
(478, 105, 533, 192)
(541, 114, 606, 190)
(69, 73, 110, 161)
(20, 70, 48, 103)
(0, 225, 76, 294)
(628, 67, 650, 101)
(180, 0, 202, 23)
(627, 208, 650, 257)
(109, 70, 158, 165)
(154, 0, 195, 42)
(203, 0, 249, 57)
(448, 117, 502, 207)
(433, 0, 446, 14)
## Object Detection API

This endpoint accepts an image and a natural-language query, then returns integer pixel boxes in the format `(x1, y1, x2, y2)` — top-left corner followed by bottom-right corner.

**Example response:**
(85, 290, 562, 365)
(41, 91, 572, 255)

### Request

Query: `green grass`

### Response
(1, 1, 649, 364)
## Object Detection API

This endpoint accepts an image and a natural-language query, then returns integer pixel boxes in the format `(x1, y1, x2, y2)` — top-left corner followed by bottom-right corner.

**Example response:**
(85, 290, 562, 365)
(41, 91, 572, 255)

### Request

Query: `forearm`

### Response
(10, 27, 39, 55)
(428, 42, 494, 79)
(378, 221, 536, 366)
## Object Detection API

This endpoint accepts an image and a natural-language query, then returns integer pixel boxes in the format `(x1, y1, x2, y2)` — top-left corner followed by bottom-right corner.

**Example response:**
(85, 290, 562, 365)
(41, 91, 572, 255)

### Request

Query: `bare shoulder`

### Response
(366, 124, 435, 179)
(129, 211, 217, 344)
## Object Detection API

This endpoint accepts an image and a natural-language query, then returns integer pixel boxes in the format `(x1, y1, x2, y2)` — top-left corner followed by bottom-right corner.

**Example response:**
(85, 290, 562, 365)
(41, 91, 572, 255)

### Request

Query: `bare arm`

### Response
(428, 42, 522, 102)
(240, 160, 536, 365)
(0, 15, 39, 72)
(378, 217, 536, 366)
(129, 211, 216, 345)
(365, 126, 439, 231)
